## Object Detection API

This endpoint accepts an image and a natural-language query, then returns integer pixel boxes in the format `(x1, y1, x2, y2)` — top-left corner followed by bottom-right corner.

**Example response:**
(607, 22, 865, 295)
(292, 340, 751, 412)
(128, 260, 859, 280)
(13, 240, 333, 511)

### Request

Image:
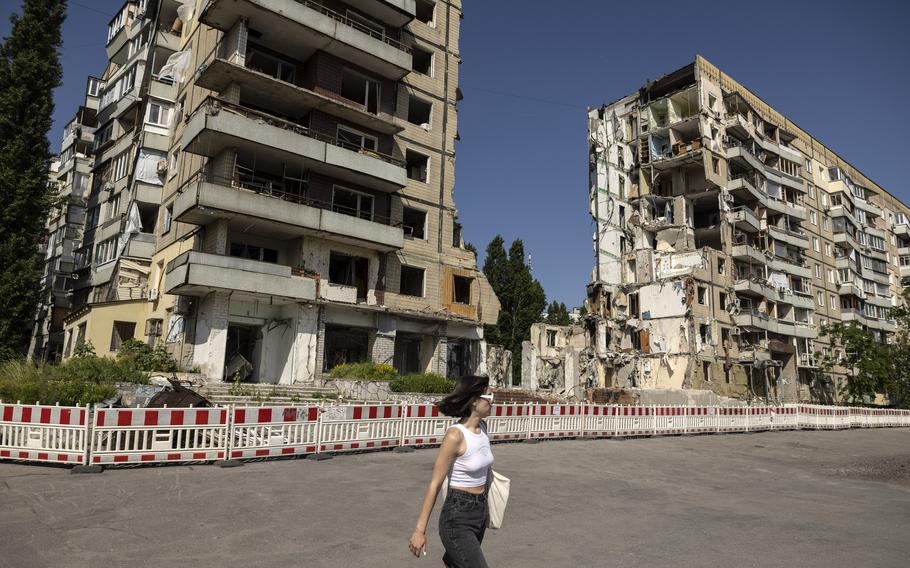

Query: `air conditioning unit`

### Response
(156, 160, 168, 175)
(147, 288, 159, 301)
(730, 327, 741, 336)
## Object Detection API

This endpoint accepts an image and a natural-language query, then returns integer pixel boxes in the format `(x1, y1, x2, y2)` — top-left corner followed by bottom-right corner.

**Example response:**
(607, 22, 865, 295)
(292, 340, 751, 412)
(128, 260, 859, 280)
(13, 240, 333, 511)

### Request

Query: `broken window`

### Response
(403, 207, 426, 239)
(452, 222, 462, 248)
(712, 157, 719, 175)
(329, 252, 369, 300)
(719, 292, 727, 311)
(720, 327, 730, 345)
(406, 149, 429, 182)
(697, 286, 708, 306)
(628, 292, 640, 318)
(324, 326, 369, 371)
(415, 0, 435, 25)
(717, 258, 726, 275)
(246, 47, 296, 84)
(230, 242, 279, 263)
(453, 275, 472, 304)
(400, 265, 425, 297)
(407, 95, 432, 127)
(618, 205, 626, 228)
(412, 46, 432, 75)
(703, 361, 712, 382)
(630, 331, 641, 350)
(699, 324, 712, 345)
(332, 186, 374, 220)
(110, 321, 136, 351)
(340, 68, 380, 114)
(337, 125, 377, 152)
(546, 329, 557, 347)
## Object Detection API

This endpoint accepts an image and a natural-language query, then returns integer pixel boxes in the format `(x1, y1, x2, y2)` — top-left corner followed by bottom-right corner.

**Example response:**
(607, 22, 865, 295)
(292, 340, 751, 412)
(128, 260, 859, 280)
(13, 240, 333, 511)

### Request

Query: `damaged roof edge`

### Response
(639, 61, 697, 103)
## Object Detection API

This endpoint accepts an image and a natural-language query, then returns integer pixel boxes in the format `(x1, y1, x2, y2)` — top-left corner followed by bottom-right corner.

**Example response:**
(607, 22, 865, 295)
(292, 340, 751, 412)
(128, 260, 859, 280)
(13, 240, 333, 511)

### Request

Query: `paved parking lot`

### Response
(2, 428, 909, 567)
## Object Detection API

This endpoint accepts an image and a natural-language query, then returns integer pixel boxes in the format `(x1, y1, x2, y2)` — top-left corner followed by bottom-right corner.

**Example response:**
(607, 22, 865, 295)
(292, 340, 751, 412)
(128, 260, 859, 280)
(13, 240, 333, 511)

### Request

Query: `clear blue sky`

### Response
(3, 0, 909, 309)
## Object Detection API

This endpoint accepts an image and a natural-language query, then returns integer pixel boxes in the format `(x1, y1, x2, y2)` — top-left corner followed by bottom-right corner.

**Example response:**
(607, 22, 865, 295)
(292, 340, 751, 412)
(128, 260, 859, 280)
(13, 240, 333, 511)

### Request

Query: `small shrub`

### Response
(117, 339, 179, 372)
(390, 373, 454, 394)
(328, 361, 398, 381)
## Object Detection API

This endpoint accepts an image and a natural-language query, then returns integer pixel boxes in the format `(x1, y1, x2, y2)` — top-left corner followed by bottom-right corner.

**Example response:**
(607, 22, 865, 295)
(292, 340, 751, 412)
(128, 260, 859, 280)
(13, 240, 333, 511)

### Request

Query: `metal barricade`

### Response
(0, 402, 88, 465)
(230, 406, 320, 459)
(529, 404, 583, 439)
(319, 404, 402, 452)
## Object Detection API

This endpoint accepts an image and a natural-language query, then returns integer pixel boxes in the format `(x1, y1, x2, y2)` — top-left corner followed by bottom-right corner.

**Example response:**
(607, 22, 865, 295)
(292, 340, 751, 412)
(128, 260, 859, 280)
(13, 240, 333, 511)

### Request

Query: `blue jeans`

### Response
(439, 488, 489, 567)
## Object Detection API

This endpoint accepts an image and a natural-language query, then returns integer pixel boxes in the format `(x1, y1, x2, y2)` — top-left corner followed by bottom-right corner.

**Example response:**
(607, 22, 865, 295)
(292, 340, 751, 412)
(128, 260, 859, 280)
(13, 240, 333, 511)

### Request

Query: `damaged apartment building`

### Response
(33, 0, 501, 384)
(585, 56, 910, 403)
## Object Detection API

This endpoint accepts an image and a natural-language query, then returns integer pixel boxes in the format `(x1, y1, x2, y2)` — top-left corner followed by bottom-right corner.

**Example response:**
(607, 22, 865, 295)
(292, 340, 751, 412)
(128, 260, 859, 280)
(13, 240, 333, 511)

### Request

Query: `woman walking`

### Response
(409, 375, 495, 567)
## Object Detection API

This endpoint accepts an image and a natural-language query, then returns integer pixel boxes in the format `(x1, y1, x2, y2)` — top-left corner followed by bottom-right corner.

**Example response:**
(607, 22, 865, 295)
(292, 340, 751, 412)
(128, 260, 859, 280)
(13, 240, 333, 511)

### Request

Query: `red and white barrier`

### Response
(529, 403, 583, 439)
(0, 403, 88, 465)
(401, 404, 449, 446)
(486, 404, 531, 441)
(90, 407, 228, 464)
(319, 404, 402, 452)
(230, 406, 319, 459)
(2, 400, 908, 470)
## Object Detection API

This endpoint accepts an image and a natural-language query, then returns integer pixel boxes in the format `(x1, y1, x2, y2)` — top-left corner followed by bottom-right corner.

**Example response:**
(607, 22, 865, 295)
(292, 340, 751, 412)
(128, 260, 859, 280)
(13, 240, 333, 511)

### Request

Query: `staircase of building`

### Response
(194, 382, 340, 406)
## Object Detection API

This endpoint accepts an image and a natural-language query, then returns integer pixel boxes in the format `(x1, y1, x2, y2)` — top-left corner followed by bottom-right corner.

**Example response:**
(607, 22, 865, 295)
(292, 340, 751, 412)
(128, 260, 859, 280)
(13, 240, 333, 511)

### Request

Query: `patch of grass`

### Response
(390, 373, 454, 394)
(0, 354, 148, 406)
(327, 362, 398, 381)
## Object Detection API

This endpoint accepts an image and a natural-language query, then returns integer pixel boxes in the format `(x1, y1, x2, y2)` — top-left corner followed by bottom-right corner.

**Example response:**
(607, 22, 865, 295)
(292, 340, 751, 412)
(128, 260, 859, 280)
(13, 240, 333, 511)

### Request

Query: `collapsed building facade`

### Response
(586, 56, 910, 403)
(31, 0, 501, 384)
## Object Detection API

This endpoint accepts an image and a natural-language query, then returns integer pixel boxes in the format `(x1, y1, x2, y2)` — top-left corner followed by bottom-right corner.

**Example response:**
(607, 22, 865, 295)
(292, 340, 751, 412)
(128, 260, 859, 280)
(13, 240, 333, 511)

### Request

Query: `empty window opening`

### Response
(400, 265, 425, 297)
(393, 334, 422, 375)
(230, 242, 279, 263)
(699, 324, 712, 345)
(546, 329, 557, 347)
(703, 361, 712, 382)
(403, 207, 426, 239)
(110, 321, 136, 351)
(407, 95, 432, 126)
(453, 275, 472, 304)
(415, 0, 435, 25)
(340, 68, 379, 114)
(717, 258, 726, 275)
(406, 150, 429, 182)
(628, 292, 640, 318)
(329, 252, 369, 301)
(719, 292, 727, 311)
(697, 286, 708, 305)
(246, 46, 296, 84)
(333, 186, 374, 220)
(324, 325, 369, 371)
(412, 46, 432, 75)
(452, 222, 462, 248)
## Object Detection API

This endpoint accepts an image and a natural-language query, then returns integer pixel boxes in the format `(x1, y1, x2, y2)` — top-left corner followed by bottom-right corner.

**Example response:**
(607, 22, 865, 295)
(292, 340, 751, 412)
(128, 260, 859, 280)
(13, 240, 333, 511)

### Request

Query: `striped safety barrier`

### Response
(0, 403, 88, 465)
(529, 403, 584, 439)
(90, 406, 229, 464)
(717, 407, 750, 433)
(230, 406, 320, 459)
(486, 404, 531, 441)
(684, 407, 716, 434)
(401, 404, 449, 446)
(319, 404, 402, 452)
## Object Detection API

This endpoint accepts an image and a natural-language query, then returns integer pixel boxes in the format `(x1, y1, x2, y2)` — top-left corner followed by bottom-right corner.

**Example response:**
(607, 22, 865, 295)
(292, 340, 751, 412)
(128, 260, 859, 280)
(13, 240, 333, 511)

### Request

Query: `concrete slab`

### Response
(1, 429, 909, 567)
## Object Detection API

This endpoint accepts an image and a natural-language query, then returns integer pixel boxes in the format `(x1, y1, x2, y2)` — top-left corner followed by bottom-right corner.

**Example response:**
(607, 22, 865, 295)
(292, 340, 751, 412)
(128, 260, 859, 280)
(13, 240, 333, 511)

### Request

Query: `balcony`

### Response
(764, 197, 808, 220)
(893, 223, 909, 238)
(174, 172, 404, 252)
(725, 141, 765, 173)
(838, 281, 866, 299)
(768, 225, 809, 249)
(200, 0, 413, 80)
(123, 233, 156, 259)
(195, 52, 401, 135)
(767, 255, 811, 278)
(730, 207, 761, 232)
(164, 251, 317, 303)
(345, 0, 416, 26)
(734, 278, 775, 298)
(731, 244, 767, 265)
(181, 98, 406, 192)
(797, 353, 819, 368)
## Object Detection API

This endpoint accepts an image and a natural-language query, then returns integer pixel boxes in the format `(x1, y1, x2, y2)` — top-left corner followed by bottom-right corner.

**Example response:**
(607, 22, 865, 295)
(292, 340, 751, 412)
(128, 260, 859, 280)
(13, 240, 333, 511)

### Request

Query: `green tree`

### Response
(543, 301, 571, 325)
(0, 0, 66, 359)
(885, 296, 910, 409)
(482, 236, 546, 384)
(817, 323, 891, 405)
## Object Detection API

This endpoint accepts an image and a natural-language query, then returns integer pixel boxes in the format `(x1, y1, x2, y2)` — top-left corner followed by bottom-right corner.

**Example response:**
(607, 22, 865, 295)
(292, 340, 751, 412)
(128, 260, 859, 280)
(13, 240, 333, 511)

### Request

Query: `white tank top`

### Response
(448, 422, 494, 488)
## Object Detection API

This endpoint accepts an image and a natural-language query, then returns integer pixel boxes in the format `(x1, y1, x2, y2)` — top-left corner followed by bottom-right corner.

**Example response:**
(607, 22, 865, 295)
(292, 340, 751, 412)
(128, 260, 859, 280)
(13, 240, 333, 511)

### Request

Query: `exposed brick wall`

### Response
(313, 306, 327, 380)
(370, 332, 395, 366)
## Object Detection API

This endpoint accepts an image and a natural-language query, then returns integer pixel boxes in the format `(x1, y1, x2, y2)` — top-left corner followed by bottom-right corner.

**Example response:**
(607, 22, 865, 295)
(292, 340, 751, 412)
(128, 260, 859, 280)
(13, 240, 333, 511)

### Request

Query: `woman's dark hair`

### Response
(435, 375, 490, 418)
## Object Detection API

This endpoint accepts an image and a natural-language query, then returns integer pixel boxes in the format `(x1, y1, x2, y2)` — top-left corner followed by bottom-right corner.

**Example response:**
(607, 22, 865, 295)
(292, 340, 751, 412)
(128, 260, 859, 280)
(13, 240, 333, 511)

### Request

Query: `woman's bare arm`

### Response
(408, 427, 463, 557)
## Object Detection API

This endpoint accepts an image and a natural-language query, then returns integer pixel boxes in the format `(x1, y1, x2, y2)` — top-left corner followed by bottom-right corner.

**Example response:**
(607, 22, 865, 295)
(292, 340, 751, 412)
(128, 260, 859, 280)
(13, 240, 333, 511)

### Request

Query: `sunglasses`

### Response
(478, 394, 495, 403)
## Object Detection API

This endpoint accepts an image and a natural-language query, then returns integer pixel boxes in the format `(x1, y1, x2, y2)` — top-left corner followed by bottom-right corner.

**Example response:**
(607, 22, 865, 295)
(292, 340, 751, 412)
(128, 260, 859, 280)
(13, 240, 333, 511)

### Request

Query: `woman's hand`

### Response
(408, 529, 427, 558)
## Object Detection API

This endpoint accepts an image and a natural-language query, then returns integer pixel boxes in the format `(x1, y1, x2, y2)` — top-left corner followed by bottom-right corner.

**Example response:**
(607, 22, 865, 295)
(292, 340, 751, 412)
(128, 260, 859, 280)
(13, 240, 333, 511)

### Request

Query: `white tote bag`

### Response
(440, 469, 511, 529)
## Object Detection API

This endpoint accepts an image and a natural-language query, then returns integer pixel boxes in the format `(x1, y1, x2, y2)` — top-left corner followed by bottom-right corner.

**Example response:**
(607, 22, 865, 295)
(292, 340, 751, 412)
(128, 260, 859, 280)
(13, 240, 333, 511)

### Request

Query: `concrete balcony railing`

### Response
(726, 176, 765, 203)
(319, 282, 359, 304)
(767, 255, 811, 279)
(181, 98, 407, 192)
(200, 0, 413, 79)
(731, 244, 767, 265)
(768, 225, 809, 249)
(174, 172, 405, 252)
(893, 223, 909, 238)
(838, 281, 866, 299)
(345, 0, 417, 26)
(764, 197, 808, 221)
(730, 207, 761, 232)
(164, 251, 317, 303)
